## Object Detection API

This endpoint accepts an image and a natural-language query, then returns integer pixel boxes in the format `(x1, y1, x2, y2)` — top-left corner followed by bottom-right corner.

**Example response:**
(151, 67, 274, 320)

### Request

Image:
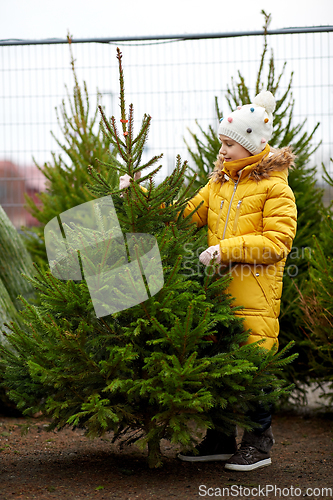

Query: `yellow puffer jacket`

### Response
(184, 144, 297, 350)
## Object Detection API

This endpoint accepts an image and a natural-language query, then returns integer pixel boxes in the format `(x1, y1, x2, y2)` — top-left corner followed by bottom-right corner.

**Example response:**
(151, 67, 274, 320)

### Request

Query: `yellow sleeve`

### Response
(183, 182, 210, 228)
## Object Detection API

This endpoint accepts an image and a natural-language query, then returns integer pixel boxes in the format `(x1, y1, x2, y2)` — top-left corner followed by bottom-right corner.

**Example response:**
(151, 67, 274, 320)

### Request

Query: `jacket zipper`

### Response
(215, 200, 224, 233)
(222, 170, 243, 240)
(232, 199, 243, 234)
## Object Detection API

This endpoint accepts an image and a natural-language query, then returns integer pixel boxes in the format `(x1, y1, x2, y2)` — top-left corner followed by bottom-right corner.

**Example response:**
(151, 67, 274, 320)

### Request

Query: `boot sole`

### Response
(178, 453, 234, 462)
(225, 457, 271, 471)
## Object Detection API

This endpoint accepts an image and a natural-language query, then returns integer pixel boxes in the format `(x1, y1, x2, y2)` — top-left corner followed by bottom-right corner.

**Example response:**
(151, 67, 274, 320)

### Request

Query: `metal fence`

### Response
(1, 27, 332, 227)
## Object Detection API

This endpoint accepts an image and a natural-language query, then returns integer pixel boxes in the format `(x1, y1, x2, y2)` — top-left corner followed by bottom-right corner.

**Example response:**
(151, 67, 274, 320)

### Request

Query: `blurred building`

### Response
(0, 160, 46, 228)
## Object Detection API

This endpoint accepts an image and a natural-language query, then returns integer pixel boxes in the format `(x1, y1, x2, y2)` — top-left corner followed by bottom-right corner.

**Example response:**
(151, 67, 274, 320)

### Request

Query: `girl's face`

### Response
(219, 135, 252, 162)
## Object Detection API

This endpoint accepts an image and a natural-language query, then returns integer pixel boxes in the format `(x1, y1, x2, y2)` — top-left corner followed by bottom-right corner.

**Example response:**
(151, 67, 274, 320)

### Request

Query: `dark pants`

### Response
(210, 389, 273, 438)
(205, 391, 274, 454)
(247, 398, 273, 434)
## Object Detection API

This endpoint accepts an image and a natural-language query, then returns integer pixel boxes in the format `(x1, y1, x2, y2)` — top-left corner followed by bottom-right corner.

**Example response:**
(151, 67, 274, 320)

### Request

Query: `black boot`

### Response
(178, 428, 237, 462)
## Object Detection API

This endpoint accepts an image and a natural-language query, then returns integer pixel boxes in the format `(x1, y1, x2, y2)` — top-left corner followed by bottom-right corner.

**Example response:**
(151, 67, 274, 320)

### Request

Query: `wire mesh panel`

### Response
(0, 29, 332, 227)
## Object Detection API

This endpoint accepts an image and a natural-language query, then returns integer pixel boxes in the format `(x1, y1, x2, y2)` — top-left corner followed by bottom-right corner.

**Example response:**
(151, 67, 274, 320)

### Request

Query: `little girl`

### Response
(178, 90, 297, 470)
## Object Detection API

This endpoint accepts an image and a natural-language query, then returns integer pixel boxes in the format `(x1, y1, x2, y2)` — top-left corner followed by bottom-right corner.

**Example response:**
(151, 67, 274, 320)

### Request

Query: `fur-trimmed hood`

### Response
(210, 146, 295, 184)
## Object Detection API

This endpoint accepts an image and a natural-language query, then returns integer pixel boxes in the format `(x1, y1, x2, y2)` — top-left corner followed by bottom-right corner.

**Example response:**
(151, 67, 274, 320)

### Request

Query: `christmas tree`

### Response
(298, 160, 333, 405)
(0, 204, 35, 331)
(24, 38, 115, 267)
(184, 11, 323, 397)
(1, 48, 295, 468)
(0, 204, 35, 412)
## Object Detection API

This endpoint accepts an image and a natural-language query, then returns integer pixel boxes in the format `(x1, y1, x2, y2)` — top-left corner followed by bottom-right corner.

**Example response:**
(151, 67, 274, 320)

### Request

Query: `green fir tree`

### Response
(1, 48, 296, 468)
(24, 39, 116, 267)
(297, 160, 333, 405)
(0, 204, 35, 322)
(184, 11, 323, 396)
(0, 204, 35, 413)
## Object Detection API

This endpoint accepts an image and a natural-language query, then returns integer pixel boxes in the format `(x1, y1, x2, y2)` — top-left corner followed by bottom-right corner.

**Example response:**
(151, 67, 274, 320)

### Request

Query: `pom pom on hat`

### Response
(218, 90, 276, 155)
(253, 90, 276, 115)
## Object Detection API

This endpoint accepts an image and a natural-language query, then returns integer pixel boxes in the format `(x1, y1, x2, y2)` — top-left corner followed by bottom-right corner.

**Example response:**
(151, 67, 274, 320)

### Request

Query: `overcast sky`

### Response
(1, 0, 332, 41)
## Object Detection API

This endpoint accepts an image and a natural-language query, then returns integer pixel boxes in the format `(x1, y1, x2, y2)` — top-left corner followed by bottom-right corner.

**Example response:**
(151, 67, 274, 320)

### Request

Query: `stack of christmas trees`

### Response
(0, 205, 35, 339)
(298, 162, 333, 406)
(0, 204, 35, 412)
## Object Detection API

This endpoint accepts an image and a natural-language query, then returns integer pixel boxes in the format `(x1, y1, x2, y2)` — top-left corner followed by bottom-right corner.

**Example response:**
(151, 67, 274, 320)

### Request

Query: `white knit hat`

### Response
(218, 90, 276, 155)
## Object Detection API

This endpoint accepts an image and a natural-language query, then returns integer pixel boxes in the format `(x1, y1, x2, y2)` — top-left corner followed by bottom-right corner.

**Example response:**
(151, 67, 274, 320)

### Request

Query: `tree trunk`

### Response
(147, 431, 163, 469)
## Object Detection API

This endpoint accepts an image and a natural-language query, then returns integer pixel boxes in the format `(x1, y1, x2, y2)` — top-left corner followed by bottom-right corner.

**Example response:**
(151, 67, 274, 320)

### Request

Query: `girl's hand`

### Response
(119, 171, 141, 196)
(119, 173, 132, 190)
(199, 244, 221, 266)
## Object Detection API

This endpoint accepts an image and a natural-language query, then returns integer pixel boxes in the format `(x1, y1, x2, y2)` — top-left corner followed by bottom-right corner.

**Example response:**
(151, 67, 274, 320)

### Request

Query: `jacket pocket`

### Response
(215, 200, 224, 233)
(227, 264, 271, 313)
(232, 199, 242, 235)
(251, 268, 273, 311)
